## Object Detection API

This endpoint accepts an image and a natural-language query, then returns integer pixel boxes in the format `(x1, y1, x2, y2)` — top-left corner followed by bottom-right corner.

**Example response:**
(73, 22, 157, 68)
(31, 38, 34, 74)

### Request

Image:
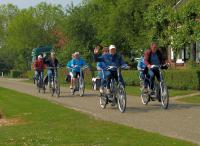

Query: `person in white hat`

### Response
(34, 55, 45, 82)
(94, 45, 129, 95)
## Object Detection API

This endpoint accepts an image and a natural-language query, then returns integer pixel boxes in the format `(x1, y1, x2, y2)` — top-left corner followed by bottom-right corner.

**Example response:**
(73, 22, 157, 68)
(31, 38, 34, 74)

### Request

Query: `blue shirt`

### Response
(97, 62, 107, 71)
(137, 57, 146, 70)
(150, 53, 159, 65)
(67, 58, 86, 72)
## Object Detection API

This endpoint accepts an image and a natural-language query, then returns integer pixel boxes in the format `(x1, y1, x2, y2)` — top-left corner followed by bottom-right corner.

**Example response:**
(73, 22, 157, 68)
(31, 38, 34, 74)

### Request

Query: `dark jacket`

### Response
(44, 57, 59, 69)
(144, 49, 164, 66)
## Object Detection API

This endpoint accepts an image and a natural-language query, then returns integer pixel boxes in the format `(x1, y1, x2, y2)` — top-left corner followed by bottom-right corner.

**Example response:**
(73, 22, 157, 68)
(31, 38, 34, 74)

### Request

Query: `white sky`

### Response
(0, 0, 81, 8)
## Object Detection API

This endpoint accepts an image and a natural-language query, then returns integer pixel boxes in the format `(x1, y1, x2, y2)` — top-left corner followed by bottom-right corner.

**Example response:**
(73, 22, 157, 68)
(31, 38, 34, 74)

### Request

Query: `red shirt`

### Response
(34, 59, 45, 71)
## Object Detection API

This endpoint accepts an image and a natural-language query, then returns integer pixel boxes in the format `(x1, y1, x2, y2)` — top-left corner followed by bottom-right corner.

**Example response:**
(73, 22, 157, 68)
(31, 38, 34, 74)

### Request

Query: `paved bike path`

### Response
(0, 78, 199, 145)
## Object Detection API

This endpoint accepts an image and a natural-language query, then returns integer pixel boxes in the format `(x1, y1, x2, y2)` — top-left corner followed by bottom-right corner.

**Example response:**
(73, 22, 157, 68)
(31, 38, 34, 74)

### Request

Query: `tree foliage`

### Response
(0, 0, 200, 72)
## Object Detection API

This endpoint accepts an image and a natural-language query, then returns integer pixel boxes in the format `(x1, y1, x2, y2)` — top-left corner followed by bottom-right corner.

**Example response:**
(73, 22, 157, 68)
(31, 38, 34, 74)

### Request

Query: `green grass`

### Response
(178, 95, 200, 104)
(0, 87, 196, 146)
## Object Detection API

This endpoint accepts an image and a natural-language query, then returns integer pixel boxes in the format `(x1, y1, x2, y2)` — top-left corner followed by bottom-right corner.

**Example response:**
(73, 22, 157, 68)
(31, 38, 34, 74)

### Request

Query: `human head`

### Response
(72, 53, 75, 59)
(102, 47, 109, 55)
(74, 52, 80, 59)
(38, 55, 43, 60)
(150, 42, 157, 53)
(109, 45, 116, 55)
(51, 52, 56, 59)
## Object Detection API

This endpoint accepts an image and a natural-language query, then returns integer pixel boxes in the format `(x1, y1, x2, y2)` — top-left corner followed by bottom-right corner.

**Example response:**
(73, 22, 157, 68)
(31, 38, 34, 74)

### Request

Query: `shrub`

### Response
(25, 69, 200, 90)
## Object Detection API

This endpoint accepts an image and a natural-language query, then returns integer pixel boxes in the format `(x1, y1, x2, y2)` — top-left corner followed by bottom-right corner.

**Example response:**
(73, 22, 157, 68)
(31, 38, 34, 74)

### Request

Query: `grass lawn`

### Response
(0, 87, 197, 146)
(177, 95, 200, 104)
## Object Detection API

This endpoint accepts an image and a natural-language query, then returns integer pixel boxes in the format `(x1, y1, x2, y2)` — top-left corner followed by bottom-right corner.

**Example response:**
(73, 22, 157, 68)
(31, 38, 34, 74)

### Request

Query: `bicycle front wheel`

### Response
(55, 80, 60, 97)
(160, 82, 169, 109)
(141, 87, 150, 105)
(117, 84, 126, 113)
(79, 77, 85, 97)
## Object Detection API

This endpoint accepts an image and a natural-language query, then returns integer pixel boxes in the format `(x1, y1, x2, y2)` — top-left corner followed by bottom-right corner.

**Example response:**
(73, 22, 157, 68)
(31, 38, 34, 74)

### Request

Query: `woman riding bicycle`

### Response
(67, 52, 87, 90)
(44, 52, 59, 87)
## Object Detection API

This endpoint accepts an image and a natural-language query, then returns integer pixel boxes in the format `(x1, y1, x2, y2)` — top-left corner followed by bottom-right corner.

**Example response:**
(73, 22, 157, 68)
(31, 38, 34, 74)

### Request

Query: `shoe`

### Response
(99, 87, 103, 94)
(111, 98, 116, 106)
(107, 89, 111, 94)
(70, 85, 73, 89)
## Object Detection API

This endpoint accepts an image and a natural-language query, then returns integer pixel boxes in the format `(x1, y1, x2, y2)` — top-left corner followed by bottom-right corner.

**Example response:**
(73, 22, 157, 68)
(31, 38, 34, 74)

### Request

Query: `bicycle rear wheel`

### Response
(100, 96, 107, 109)
(160, 82, 169, 109)
(117, 84, 126, 113)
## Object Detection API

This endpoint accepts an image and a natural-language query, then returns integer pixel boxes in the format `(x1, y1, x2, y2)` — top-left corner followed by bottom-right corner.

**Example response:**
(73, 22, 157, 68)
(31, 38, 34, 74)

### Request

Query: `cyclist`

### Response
(96, 47, 110, 93)
(67, 52, 87, 90)
(144, 42, 164, 94)
(94, 45, 129, 94)
(44, 52, 59, 87)
(67, 53, 75, 89)
(34, 55, 45, 82)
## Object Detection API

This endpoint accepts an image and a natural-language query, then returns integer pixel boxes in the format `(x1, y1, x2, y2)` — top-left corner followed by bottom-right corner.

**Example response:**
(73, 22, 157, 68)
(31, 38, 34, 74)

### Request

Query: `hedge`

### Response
(122, 69, 200, 90)
(26, 69, 200, 90)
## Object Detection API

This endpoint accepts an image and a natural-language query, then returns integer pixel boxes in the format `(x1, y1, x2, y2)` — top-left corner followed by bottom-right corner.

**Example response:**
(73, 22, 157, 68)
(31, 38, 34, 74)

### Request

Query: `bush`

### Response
(25, 69, 200, 90)
(10, 70, 22, 78)
(122, 69, 200, 90)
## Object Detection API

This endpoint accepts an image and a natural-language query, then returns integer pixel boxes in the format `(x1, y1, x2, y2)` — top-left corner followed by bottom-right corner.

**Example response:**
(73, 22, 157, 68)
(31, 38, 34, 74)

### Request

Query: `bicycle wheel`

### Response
(117, 84, 126, 113)
(43, 83, 46, 94)
(38, 79, 41, 93)
(50, 81, 55, 96)
(55, 80, 60, 97)
(79, 77, 85, 97)
(141, 86, 150, 105)
(160, 82, 169, 109)
(100, 96, 107, 109)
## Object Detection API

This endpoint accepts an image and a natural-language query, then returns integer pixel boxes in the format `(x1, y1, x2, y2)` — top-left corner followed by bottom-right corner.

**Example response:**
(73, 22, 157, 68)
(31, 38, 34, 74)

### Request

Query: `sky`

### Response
(0, 0, 82, 9)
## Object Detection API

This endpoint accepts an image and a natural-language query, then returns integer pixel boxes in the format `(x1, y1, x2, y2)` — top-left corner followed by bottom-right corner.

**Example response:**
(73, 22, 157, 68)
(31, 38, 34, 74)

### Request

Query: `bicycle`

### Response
(140, 64, 169, 109)
(47, 67, 60, 97)
(68, 65, 88, 97)
(99, 66, 128, 113)
(35, 71, 45, 93)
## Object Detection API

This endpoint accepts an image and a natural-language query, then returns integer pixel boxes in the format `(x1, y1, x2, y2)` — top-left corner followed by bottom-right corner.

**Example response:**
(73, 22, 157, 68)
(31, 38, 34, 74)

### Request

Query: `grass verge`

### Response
(0, 87, 196, 146)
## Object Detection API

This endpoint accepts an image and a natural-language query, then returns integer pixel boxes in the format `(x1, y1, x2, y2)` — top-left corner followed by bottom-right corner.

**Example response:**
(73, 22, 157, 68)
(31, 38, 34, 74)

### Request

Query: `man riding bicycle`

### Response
(34, 55, 45, 81)
(144, 42, 165, 95)
(44, 52, 59, 87)
(67, 52, 87, 90)
(94, 45, 129, 94)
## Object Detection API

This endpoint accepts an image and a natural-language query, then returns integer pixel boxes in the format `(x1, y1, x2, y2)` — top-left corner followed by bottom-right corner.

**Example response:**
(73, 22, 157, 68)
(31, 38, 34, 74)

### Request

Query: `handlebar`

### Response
(150, 64, 168, 70)
(67, 65, 88, 70)
(107, 65, 130, 70)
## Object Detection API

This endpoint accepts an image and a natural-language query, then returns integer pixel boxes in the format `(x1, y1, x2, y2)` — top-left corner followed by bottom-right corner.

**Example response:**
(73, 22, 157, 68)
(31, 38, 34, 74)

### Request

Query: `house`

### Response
(169, 0, 200, 65)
